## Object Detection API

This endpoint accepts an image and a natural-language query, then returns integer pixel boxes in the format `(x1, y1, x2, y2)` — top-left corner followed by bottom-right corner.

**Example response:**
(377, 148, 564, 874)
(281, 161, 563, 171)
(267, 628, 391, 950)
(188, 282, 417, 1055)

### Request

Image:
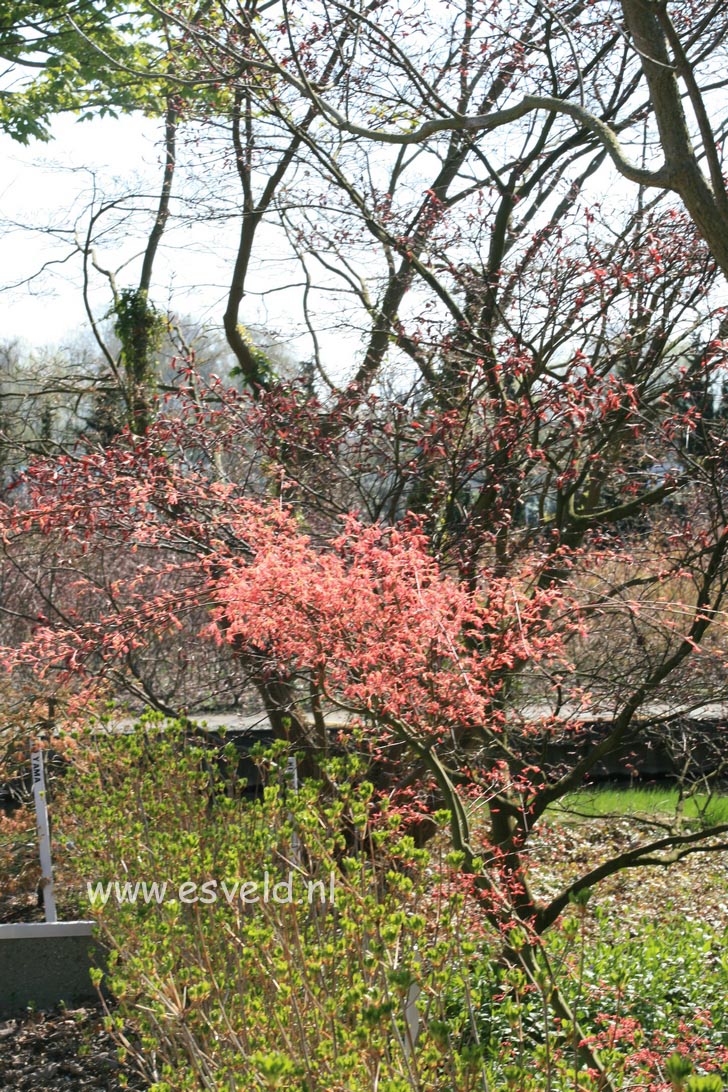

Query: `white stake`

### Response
(31, 749, 57, 923)
(286, 755, 301, 866)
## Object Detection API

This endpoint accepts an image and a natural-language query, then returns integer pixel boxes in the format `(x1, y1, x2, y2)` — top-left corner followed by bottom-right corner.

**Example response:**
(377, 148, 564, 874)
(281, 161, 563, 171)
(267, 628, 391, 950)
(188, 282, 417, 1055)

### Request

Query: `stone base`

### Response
(0, 922, 103, 1015)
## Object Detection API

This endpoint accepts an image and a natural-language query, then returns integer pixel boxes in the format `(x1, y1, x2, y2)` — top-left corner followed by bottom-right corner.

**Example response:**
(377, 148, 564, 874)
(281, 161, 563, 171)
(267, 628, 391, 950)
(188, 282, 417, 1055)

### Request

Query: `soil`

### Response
(0, 1004, 147, 1091)
(0, 808, 146, 1089)
(528, 813, 728, 932)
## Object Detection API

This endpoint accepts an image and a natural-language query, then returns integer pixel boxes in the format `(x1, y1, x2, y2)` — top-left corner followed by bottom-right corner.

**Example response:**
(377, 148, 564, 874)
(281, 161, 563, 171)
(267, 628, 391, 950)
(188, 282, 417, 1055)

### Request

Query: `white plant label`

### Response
(31, 749, 58, 923)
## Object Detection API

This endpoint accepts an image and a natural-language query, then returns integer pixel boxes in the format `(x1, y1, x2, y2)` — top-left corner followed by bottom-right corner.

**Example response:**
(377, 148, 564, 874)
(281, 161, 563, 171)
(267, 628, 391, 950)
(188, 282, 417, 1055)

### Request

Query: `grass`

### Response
(555, 783, 728, 825)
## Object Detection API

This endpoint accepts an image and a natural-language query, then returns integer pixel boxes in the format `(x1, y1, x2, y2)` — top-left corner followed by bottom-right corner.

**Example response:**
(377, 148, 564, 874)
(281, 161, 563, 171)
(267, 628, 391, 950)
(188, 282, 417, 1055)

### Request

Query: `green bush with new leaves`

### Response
(60, 719, 728, 1091)
(64, 720, 497, 1091)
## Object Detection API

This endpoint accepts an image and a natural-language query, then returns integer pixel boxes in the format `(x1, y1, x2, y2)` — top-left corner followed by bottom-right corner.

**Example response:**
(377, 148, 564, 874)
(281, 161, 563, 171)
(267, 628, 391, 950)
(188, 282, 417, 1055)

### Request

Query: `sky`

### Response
(1, 117, 133, 334)
(0, 110, 373, 392)
(0, 112, 318, 361)
(0, 90, 664, 380)
(0, 114, 161, 347)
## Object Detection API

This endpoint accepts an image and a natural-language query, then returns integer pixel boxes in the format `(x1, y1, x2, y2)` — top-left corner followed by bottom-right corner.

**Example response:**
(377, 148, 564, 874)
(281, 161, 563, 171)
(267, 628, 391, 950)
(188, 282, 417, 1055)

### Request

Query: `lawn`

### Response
(555, 785, 728, 827)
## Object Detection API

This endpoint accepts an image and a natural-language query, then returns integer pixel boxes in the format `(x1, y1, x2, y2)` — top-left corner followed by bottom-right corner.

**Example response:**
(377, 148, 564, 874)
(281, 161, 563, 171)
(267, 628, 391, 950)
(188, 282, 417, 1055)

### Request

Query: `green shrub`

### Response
(60, 718, 728, 1091)
(62, 719, 502, 1091)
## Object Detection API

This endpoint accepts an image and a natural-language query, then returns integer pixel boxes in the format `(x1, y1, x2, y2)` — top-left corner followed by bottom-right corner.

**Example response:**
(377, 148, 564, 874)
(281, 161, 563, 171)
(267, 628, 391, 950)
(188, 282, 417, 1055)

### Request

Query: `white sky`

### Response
(0, 112, 334, 365)
(0, 115, 158, 345)
(0, 99, 701, 381)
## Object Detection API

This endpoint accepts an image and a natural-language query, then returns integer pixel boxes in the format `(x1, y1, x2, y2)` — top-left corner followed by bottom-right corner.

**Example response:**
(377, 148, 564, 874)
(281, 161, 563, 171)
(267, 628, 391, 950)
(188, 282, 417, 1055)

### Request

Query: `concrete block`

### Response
(0, 922, 103, 1016)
